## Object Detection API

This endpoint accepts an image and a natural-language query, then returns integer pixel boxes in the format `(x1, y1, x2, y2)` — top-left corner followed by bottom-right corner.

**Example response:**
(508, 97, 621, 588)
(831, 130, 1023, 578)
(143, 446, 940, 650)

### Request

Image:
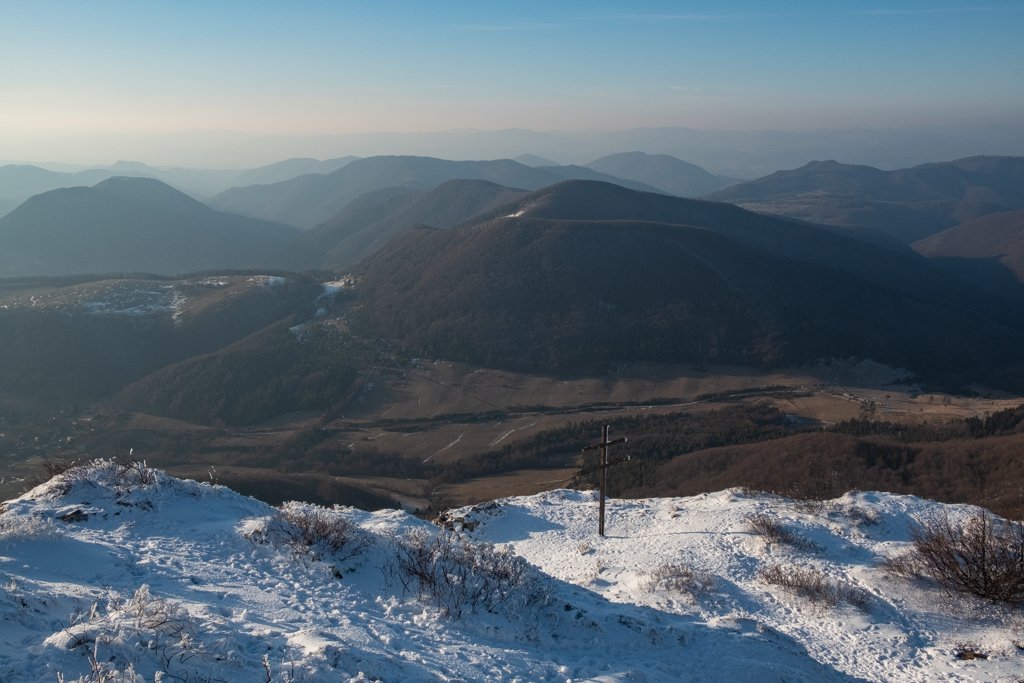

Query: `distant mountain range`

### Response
(585, 151, 735, 197)
(349, 180, 1024, 389)
(706, 156, 1024, 243)
(0, 177, 299, 277)
(208, 155, 666, 229)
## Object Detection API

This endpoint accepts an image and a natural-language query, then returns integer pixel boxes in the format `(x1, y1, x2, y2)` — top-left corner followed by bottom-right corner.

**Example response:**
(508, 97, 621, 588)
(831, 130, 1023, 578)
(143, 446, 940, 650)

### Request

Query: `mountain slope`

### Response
(285, 179, 530, 270)
(209, 155, 661, 229)
(0, 164, 112, 199)
(3, 461, 1021, 682)
(229, 155, 360, 188)
(706, 156, 1024, 242)
(0, 177, 299, 277)
(350, 181, 1024, 388)
(586, 150, 736, 196)
(470, 180, 996, 312)
(0, 273, 320, 402)
(913, 210, 1024, 284)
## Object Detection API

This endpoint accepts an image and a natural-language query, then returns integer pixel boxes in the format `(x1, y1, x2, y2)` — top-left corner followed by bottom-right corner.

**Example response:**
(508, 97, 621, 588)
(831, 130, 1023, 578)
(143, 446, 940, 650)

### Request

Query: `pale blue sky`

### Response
(1, 1, 1022, 163)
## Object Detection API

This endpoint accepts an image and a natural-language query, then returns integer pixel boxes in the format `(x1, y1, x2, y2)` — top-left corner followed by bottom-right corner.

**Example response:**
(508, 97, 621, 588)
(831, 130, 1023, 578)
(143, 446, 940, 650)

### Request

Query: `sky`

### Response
(1, 0, 1022, 165)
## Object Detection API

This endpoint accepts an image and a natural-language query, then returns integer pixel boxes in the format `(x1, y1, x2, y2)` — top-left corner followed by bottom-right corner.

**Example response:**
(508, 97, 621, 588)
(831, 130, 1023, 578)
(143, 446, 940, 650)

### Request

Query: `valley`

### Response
(5, 357, 1017, 515)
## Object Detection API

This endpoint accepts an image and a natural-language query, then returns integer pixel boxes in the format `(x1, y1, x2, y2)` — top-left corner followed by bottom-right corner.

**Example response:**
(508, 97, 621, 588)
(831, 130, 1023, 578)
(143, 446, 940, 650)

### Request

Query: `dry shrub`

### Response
(392, 528, 547, 618)
(276, 501, 369, 562)
(761, 564, 870, 611)
(884, 509, 1024, 603)
(642, 562, 716, 597)
(953, 642, 989, 660)
(747, 513, 821, 551)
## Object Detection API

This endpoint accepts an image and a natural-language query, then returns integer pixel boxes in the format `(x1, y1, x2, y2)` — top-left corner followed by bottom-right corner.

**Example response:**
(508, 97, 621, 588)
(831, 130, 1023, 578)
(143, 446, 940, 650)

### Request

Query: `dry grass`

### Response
(761, 564, 870, 611)
(747, 513, 822, 552)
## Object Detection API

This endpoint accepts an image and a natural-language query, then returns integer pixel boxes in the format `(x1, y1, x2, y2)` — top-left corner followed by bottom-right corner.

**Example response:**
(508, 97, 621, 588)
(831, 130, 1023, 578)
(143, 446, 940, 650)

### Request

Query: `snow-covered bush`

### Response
(761, 564, 869, 611)
(884, 509, 1024, 604)
(50, 585, 213, 682)
(278, 501, 369, 560)
(245, 501, 370, 569)
(46, 460, 158, 499)
(392, 528, 548, 618)
(641, 562, 716, 597)
(0, 512, 63, 541)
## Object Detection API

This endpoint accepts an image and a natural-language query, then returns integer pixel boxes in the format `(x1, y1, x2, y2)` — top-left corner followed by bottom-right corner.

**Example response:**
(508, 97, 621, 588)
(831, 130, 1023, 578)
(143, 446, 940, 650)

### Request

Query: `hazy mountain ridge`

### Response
(208, 155, 666, 229)
(228, 155, 360, 188)
(585, 150, 736, 196)
(706, 155, 1024, 242)
(0, 176, 300, 277)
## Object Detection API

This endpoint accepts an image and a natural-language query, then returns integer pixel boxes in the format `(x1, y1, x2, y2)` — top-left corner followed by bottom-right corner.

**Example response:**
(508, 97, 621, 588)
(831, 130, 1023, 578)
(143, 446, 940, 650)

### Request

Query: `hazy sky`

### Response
(2, 0, 1022, 165)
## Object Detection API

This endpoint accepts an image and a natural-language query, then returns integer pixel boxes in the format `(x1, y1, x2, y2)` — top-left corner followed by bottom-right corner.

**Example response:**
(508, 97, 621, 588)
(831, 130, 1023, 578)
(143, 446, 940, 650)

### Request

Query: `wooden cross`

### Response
(582, 425, 628, 536)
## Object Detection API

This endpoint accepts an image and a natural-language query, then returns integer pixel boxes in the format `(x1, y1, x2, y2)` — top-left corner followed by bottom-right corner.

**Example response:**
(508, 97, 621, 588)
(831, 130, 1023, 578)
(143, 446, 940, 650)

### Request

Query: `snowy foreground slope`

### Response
(1, 462, 1022, 682)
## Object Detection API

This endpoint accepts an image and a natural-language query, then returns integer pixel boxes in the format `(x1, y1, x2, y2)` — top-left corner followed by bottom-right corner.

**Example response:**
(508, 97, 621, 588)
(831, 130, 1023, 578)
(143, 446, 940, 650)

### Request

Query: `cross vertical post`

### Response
(599, 424, 609, 536)
(582, 425, 627, 537)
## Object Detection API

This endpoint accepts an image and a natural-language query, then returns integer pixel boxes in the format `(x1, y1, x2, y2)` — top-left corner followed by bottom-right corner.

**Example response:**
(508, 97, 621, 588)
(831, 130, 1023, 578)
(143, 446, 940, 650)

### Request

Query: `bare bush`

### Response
(790, 498, 833, 516)
(278, 502, 369, 561)
(392, 528, 547, 618)
(884, 509, 1024, 604)
(953, 642, 989, 660)
(247, 502, 369, 568)
(761, 564, 870, 611)
(57, 585, 207, 681)
(642, 562, 716, 597)
(747, 513, 821, 551)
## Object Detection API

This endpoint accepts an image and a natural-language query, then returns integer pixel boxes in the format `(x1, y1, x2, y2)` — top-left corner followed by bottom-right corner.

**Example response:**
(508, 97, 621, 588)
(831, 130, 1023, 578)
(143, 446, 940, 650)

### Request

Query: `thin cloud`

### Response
(449, 22, 566, 32)
(856, 6, 1020, 15)
(612, 12, 784, 21)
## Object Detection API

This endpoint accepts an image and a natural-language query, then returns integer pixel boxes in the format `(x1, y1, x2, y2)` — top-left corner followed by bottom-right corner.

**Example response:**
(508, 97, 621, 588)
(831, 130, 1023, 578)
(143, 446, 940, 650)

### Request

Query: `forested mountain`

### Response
(0, 177, 299, 277)
(349, 181, 1024, 389)
(585, 151, 735, 196)
(208, 155, 662, 228)
(705, 156, 1024, 242)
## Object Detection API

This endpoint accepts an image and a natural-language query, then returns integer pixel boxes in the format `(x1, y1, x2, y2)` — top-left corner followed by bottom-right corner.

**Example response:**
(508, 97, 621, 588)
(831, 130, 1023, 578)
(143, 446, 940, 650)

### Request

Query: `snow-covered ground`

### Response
(1, 461, 1021, 682)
